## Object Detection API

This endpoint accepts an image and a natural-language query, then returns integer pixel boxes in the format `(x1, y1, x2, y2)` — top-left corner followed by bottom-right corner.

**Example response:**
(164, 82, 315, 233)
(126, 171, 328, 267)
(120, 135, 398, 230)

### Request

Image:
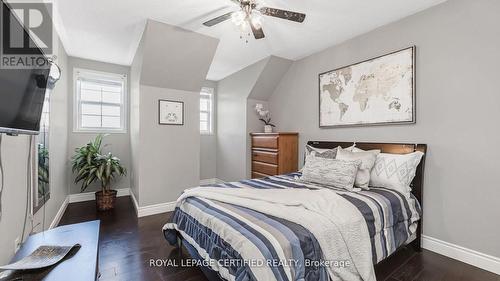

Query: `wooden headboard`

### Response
(307, 141, 427, 250)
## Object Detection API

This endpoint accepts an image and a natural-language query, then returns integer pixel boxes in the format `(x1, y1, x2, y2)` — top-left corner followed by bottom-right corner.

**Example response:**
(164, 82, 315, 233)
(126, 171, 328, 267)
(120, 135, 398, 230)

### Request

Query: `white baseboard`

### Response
(130, 188, 139, 216)
(68, 188, 130, 203)
(49, 196, 69, 229)
(128, 178, 226, 218)
(422, 235, 500, 275)
(129, 189, 175, 218)
(136, 201, 176, 217)
(199, 178, 225, 185)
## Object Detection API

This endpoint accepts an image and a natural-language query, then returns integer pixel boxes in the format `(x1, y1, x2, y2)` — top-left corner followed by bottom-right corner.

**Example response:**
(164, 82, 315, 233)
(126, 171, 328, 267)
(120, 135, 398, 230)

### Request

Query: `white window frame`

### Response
(200, 87, 214, 135)
(73, 68, 127, 133)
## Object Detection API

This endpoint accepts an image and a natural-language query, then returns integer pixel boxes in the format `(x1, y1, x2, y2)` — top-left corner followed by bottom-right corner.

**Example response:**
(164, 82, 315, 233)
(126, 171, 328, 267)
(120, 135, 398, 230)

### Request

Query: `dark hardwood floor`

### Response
(59, 197, 499, 281)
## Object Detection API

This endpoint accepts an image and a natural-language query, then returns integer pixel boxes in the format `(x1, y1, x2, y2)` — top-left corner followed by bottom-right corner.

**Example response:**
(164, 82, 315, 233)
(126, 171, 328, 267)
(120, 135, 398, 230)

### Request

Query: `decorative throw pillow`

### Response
(305, 145, 338, 159)
(303, 145, 355, 163)
(301, 145, 339, 171)
(299, 154, 361, 191)
(336, 147, 380, 189)
(368, 151, 424, 197)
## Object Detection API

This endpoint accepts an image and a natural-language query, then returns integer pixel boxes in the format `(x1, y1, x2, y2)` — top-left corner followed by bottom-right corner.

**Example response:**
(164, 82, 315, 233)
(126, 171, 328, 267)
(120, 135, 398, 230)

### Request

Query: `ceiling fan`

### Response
(203, 0, 306, 40)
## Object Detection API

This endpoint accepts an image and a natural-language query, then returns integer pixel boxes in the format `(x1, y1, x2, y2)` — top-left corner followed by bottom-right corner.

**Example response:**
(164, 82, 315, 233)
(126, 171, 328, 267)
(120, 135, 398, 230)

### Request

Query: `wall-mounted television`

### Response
(0, 1, 51, 135)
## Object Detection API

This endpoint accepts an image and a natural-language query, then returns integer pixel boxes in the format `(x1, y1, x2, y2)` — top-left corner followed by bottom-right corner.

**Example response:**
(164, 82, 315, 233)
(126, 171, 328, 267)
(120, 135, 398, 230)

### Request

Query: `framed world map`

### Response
(319, 46, 415, 128)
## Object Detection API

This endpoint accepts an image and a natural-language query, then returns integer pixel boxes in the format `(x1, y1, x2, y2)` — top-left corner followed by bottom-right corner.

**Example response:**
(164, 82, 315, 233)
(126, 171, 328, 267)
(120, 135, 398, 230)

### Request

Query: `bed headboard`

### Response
(306, 141, 427, 205)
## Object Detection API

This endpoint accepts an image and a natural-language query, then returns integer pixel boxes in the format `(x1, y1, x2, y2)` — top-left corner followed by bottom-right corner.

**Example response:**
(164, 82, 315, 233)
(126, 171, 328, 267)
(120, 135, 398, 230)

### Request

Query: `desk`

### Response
(0, 220, 100, 281)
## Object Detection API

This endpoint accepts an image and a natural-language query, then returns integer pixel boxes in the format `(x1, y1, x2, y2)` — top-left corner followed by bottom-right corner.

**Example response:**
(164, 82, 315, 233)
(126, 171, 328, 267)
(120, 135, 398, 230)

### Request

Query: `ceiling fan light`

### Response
(231, 11, 246, 25)
(239, 20, 250, 32)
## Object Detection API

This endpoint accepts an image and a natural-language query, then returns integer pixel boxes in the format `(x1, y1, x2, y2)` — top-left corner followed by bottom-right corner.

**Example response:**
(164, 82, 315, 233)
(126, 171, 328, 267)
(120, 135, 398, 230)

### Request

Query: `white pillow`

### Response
(299, 154, 361, 191)
(336, 147, 380, 189)
(367, 151, 424, 197)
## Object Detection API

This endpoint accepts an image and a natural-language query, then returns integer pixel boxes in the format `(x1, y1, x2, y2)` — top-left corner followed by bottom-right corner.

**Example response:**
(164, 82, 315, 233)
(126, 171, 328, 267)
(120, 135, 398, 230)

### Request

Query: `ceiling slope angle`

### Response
(54, 0, 448, 81)
(135, 20, 219, 92)
(248, 56, 292, 101)
(217, 55, 292, 102)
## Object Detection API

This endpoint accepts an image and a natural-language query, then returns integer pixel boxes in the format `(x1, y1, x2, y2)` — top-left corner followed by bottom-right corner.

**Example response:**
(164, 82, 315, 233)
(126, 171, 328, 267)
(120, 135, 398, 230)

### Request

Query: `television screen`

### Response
(0, 2, 51, 135)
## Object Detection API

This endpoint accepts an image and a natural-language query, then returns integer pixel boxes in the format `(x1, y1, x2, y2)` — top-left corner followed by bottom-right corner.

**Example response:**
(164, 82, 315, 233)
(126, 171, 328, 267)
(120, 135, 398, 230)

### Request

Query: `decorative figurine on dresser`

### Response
(250, 133, 299, 178)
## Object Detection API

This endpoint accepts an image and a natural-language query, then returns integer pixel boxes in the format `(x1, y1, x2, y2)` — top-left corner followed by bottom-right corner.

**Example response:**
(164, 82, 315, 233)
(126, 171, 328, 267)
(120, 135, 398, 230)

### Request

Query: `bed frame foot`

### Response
(410, 237, 422, 252)
(411, 221, 423, 252)
(177, 236, 183, 258)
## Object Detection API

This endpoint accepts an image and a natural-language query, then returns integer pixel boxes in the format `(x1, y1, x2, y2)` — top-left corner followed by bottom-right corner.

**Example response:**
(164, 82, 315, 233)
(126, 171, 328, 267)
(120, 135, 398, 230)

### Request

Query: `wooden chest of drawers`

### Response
(250, 133, 298, 179)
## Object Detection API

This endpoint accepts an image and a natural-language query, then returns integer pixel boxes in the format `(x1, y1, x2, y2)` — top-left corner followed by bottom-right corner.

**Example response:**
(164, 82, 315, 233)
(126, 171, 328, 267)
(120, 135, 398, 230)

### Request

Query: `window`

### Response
(74, 69, 127, 133)
(200, 87, 214, 135)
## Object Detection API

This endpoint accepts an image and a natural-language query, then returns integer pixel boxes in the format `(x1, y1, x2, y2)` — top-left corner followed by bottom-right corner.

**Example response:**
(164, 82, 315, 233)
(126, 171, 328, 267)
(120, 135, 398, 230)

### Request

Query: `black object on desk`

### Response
(0, 220, 100, 281)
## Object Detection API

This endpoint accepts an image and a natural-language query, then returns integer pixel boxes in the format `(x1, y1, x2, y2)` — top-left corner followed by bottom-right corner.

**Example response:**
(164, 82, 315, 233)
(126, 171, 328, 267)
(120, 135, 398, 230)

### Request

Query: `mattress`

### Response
(163, 173, 421, 281)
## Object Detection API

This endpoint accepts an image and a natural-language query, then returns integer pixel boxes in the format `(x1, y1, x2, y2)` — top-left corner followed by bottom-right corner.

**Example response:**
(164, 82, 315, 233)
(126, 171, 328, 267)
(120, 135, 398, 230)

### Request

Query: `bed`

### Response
(163, 141, 427, 281)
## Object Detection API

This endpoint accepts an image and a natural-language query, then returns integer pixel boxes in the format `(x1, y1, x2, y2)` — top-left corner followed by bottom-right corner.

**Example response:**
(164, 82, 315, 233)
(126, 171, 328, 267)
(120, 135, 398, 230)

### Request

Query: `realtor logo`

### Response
(1, 1, 54, 68)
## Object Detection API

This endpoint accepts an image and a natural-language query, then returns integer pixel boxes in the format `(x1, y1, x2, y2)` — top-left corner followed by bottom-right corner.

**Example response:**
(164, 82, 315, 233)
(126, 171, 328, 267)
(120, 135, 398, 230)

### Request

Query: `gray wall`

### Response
(216, 56, 293, 181)
(67, 57, 131, 194)
(130, 20, 218, 206)
(200, 80, 218, 180)
(129, 35, 144, 203)
(268, 0, 500, 257)
(0, 39, 69, 264)
(216, 59, 267, 181)
(138, 85, 201, 205)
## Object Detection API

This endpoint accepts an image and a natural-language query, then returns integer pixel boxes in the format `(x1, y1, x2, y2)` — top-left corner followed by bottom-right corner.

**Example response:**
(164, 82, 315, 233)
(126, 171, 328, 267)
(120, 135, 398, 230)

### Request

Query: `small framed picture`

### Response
(159, 100, 184, 125)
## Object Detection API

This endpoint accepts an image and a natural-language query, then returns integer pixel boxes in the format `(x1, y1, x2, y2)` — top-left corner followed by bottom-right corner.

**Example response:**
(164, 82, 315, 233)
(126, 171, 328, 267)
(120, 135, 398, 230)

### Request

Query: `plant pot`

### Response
(95, 190, 117, 211)
(264, 125, 273, 133)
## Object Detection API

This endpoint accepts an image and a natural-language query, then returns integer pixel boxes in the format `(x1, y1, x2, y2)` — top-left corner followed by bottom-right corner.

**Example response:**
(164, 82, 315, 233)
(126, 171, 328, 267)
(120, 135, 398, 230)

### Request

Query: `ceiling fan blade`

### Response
(259, 7, 306, 23)
(203, 11, 235, 27)
(249, 20, 265, 39)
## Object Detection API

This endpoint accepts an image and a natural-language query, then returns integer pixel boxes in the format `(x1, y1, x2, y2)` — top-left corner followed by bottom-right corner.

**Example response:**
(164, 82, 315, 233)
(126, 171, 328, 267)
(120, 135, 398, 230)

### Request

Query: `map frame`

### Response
(318, 46, 416, 128)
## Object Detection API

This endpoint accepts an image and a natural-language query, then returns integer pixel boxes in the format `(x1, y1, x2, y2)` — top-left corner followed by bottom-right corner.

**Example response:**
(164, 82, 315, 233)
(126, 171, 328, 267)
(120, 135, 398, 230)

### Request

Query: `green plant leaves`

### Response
(70, 134, 126, 193)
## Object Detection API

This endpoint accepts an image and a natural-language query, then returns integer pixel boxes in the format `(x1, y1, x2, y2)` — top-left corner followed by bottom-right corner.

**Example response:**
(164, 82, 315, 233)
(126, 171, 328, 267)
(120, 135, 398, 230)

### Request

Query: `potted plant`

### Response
(254, 103, 276, 133)
(71, 134, 126, 211)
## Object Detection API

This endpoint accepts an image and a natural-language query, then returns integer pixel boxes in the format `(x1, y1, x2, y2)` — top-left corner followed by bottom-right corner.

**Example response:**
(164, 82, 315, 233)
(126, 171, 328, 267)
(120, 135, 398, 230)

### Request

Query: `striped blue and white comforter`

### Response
(163, 173, 421, 281)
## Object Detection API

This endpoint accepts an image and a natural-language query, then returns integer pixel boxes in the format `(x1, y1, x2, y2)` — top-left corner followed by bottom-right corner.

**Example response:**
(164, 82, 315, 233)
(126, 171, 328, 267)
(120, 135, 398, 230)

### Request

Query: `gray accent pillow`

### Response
(336, 147, 380, 190)
(301, 145, 339, 171)
(299, 154, 361, 191)
(303, 145, 355, 166)
(305, 145, 338, 159)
